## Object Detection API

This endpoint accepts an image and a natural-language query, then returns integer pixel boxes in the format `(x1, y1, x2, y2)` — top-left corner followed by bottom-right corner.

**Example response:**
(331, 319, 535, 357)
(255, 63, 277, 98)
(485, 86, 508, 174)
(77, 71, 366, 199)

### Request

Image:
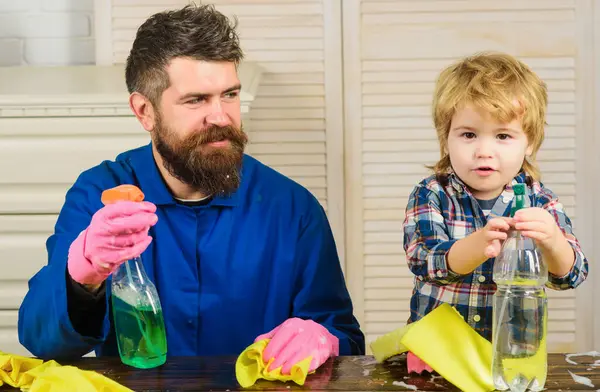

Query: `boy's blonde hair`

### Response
(431, 52, 548, 181)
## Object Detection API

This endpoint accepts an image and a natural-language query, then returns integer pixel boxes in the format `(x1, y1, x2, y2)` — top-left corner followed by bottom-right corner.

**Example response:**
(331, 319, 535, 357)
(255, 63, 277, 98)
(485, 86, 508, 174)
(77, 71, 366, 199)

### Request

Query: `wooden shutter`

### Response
(344, 0, 585, 353)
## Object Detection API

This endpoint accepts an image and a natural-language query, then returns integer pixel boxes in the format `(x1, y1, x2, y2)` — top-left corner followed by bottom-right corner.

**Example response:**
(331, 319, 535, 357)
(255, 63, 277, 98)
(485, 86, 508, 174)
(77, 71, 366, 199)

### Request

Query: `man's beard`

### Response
(153, 115, 248, 197)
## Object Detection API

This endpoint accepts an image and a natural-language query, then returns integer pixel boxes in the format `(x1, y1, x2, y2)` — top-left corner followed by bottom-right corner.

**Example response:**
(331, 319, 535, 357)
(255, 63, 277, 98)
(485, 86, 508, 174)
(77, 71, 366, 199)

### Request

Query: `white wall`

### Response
(0, 0, 95, 66)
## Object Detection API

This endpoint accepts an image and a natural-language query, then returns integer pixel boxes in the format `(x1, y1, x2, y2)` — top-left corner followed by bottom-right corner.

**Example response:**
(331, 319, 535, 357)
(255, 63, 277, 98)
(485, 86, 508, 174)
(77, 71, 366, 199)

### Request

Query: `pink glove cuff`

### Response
(67, 229, 111, 286)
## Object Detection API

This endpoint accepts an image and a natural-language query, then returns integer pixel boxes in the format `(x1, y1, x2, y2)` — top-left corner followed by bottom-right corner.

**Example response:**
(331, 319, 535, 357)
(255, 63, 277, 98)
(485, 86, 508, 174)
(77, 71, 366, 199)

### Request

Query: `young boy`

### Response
(402, 52, 589, 373)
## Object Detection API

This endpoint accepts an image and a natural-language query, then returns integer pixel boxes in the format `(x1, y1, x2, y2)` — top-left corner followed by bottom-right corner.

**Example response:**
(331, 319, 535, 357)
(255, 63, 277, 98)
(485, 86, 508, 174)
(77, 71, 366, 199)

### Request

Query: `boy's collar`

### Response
(446, 170, 528, 195)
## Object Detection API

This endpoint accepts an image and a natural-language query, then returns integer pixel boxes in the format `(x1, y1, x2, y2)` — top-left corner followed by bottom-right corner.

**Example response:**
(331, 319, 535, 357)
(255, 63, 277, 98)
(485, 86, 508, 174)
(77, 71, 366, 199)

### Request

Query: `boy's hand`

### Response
(481, 218, 511, 259)
(513, 207, 561, 250)
(447, 217, 511, 275)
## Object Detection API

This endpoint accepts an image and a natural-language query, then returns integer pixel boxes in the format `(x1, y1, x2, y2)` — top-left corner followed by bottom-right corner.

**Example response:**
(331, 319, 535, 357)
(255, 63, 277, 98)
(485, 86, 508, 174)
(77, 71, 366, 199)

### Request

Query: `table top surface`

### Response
(1, 353, 599, 391)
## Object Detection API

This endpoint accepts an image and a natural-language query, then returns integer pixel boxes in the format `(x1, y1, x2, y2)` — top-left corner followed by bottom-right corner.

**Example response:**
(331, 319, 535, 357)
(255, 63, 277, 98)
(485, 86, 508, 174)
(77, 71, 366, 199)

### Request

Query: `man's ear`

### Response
(129, 92, 156, 132)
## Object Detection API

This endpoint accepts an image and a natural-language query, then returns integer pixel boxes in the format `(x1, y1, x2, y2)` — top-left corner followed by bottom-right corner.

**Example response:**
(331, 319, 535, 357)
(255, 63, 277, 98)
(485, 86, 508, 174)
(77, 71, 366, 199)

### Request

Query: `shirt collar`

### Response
(127, 142, 241, 207)
(446, 170, 528, 196)
(497, 171, 529, 204)
(446, 170, 529, 218)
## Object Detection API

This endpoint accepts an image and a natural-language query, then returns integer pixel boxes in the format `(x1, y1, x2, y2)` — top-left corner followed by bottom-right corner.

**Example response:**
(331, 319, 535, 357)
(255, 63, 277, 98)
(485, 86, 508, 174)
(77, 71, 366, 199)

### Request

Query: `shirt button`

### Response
(436, 271, 444, 278)
(188, 319, 193, 325)
(473, 315, 481, 322)
(478, 275, 486, 283)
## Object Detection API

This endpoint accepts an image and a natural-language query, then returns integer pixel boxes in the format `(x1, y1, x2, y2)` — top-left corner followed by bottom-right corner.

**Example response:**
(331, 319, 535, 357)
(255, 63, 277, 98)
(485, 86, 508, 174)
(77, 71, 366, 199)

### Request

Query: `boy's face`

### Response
(446, 105, 533, 200)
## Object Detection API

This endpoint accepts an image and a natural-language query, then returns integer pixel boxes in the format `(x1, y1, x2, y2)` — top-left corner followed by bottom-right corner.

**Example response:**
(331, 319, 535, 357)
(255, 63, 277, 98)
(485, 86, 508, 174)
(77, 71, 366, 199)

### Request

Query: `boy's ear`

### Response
(442, 142, 449, 156)
(525, 144, 534, 156)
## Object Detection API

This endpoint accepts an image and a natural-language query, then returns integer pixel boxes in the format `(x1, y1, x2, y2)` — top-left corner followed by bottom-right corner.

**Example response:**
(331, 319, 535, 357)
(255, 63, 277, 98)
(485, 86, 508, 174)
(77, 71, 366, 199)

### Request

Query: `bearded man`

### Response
(18, 4, 364, 374)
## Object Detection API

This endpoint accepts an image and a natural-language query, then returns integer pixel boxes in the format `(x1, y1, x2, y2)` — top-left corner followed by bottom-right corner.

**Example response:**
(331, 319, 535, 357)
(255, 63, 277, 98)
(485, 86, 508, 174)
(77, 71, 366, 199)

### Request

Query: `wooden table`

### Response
(1, 354, 599, 391)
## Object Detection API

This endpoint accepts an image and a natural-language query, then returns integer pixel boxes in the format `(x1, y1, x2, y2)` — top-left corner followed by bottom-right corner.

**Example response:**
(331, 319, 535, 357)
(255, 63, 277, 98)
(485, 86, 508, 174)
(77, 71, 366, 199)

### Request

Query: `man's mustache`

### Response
(190, 125, 246, 146)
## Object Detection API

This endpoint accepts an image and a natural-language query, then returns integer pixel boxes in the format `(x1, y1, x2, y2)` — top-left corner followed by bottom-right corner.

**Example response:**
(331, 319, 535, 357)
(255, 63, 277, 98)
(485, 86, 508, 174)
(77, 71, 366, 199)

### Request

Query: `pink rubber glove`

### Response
(67, 201, 158, 286)
(254, 318, 339, 375)
(407, 351, 433, 374)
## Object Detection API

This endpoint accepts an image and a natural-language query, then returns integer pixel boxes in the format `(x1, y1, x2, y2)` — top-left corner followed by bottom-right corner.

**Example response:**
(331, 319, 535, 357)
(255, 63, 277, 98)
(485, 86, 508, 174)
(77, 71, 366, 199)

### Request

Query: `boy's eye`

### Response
(497, 133, 511, 140)
(462, 132, 476, 139)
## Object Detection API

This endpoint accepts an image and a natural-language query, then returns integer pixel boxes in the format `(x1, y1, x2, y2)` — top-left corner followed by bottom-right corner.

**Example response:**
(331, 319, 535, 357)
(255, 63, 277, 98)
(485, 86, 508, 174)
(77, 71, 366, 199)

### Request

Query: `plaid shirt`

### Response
(403, 171, 589, 341)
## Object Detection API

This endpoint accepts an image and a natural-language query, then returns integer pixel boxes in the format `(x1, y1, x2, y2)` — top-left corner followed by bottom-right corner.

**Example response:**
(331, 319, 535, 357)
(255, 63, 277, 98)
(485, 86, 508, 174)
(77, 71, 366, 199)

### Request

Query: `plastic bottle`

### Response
(491, 183, 547, 391)
(101, 185, 167, 369)
(111, 256, 167, 369)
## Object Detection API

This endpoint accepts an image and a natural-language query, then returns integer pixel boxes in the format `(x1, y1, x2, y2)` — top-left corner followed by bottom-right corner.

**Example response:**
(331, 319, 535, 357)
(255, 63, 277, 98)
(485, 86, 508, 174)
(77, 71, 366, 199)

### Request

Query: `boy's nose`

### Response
(474, 140, 494, 158)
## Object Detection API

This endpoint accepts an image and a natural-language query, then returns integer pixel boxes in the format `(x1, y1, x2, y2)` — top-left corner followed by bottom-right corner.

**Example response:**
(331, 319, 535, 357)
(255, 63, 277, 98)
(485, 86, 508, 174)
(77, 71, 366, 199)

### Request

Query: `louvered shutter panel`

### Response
(348, 0, 581, 352)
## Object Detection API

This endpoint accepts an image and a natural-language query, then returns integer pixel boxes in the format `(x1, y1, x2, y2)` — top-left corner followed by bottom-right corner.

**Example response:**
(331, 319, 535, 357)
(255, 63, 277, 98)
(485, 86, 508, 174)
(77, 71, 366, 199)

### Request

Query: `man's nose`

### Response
(206, 101, 231, 127)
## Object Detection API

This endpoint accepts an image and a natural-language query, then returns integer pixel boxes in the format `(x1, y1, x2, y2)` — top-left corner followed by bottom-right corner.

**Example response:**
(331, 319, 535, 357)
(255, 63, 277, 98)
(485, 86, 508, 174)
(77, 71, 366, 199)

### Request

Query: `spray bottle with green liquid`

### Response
(492, 183, 548, 391)
(101, 185, 168, 369)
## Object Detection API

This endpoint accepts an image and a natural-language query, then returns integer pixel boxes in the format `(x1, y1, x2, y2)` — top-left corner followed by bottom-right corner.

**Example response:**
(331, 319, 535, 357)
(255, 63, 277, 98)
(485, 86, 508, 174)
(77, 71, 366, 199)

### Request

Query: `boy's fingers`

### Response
(484, 241, 501, 258)
(485, 231, 507, 241)
(488, 218, 510, 231)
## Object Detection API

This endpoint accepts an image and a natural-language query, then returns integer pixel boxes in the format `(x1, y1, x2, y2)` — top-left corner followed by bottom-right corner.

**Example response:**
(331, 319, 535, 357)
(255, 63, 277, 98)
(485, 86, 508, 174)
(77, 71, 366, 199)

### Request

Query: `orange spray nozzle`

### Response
(101, 184, 145, 205)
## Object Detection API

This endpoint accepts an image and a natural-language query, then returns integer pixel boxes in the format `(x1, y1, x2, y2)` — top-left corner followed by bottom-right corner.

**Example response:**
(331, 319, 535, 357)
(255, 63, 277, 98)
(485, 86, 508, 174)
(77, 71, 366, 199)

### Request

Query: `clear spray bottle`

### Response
(491, 183, 547, 391)
(101, 185, 168, 369)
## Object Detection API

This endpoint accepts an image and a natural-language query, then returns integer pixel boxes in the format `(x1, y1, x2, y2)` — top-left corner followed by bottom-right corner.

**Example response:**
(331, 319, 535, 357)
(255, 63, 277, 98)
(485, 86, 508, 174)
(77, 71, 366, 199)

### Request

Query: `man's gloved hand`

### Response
(67, 201, 158, 286)
(254, 318, 339, 375)
(407, 351, 433, 374)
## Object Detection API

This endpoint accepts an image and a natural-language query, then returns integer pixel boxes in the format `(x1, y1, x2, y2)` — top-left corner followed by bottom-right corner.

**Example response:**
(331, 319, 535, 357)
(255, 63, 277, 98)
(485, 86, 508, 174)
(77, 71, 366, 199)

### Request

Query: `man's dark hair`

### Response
(125, 4, 244, 106)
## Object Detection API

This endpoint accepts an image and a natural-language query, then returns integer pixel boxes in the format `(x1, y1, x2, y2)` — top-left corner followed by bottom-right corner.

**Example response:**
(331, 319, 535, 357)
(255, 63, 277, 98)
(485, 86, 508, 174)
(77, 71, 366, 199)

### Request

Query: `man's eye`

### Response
(187, 98, 205, 104)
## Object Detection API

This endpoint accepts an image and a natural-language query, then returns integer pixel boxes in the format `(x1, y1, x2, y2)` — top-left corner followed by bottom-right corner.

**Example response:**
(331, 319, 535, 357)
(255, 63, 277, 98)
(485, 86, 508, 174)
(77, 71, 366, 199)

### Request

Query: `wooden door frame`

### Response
(575, 0, 599, 352)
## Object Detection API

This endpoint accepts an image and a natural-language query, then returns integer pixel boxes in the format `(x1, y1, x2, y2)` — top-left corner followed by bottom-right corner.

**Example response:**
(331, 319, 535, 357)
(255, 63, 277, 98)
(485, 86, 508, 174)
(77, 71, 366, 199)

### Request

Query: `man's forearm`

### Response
(83, 283, 103, 293)
(66, 271, 107, 338)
